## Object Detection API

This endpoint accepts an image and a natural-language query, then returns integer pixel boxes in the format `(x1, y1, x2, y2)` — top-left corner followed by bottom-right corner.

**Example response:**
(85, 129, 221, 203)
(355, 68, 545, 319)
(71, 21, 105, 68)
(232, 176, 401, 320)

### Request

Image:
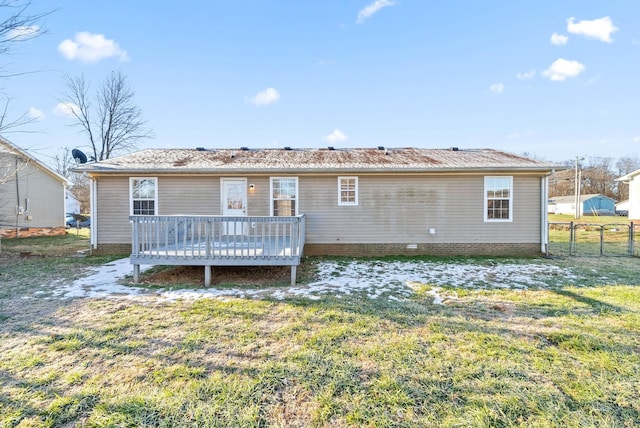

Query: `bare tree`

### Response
(581, 157, 615, 198)
(614, 154, 640, 202)
(61, 71, 152, 161)
(0, 0, 48, 67)
(549, 155, 640, 202)
(0, 95, 36, 132)
(53, 147, 89, 212)
(0, 135, 28, 185)
(0, 1, 50, 132)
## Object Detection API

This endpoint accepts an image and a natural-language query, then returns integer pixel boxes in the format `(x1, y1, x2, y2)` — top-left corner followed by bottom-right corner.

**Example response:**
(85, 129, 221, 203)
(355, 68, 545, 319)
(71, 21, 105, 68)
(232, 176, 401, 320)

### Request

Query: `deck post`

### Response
(290, 265, 297, 286)
(133, 264, 140, 283)
(204, 265, 212, 287)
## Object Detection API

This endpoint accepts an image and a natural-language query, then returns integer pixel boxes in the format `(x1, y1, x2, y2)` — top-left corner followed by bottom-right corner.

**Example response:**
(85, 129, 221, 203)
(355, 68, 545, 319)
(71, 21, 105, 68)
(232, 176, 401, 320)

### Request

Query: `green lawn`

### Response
(548, 214, 631, 225)
(1, 234, 639, 427)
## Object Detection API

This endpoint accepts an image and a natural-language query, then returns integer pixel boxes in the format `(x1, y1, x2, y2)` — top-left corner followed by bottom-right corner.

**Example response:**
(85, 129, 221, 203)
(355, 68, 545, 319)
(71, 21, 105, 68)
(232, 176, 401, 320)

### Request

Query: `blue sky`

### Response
(3, 0, 640, 166)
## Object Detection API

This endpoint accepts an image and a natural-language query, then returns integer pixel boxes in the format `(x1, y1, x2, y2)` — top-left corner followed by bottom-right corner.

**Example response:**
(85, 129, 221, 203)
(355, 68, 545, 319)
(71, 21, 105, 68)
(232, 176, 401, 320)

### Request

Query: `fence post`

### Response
(630, 222, 635, 256)
(599, 225, 604, 256)
(569, 221, 574, 256)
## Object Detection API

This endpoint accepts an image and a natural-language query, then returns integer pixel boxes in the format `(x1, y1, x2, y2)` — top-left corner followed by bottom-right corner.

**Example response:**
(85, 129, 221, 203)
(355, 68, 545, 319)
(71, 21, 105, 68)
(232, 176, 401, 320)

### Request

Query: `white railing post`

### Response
(130, 215, 306, 269)
(131, 217, 139, 256)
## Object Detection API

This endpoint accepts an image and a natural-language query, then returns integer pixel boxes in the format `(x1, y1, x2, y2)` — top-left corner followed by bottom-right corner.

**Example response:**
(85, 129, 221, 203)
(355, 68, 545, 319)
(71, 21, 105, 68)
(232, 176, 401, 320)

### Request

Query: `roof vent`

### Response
(195, 147, 206, 151)
(240, 146, 249, 151)
(450, 147, 459, 151)
(284, 146, 292, 150)
(327, 146, 335, 150)
(378, 146, 385, 150)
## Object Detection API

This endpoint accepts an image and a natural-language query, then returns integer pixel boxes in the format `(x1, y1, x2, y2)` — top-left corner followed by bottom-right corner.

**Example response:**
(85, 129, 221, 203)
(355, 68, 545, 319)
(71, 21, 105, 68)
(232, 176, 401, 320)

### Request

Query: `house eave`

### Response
(78, 166, 557, 176)
(1, 135, 72, 185)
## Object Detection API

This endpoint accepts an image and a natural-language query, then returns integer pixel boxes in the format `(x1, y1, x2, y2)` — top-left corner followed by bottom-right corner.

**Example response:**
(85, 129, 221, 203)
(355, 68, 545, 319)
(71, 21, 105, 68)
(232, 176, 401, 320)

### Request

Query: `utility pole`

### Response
(574, 156, 584, 219)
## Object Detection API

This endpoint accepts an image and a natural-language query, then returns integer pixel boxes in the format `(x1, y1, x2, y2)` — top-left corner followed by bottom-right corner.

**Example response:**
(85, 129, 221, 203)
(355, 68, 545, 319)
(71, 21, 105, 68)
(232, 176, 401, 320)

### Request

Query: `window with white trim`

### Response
(484, 176, 512, 221)
(338, 176, 358, 206)
(270, 177, 297, 216)
(130, 177, 157, 215)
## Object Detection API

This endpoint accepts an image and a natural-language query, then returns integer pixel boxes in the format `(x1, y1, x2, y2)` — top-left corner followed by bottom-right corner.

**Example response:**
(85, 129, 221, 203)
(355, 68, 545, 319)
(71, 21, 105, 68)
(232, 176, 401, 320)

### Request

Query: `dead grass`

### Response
(1, 234, 639, 426)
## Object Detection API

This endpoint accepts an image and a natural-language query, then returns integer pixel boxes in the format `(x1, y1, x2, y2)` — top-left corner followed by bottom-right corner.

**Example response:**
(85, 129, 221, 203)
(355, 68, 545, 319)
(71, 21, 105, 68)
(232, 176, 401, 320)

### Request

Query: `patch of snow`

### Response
(39, 257, 582, 303)
(427, 288, 444, 305)
(51, 258, 153, 300)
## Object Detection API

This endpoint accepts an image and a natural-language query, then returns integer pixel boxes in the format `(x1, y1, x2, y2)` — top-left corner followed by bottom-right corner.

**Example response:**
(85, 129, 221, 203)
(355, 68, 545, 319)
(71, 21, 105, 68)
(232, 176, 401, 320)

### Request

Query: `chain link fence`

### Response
(548, 222, 637, 257)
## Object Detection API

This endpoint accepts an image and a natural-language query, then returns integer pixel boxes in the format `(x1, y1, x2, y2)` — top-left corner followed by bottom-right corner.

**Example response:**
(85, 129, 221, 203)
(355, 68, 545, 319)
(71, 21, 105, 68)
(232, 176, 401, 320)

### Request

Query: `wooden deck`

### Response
(130, 215, 306, 286)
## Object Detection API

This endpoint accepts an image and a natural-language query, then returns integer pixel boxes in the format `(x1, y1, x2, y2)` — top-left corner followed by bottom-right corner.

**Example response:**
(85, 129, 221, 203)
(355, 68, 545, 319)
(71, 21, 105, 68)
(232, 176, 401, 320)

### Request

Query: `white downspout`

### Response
(90, 177, 97, 250)
(541, 175, 549, 254)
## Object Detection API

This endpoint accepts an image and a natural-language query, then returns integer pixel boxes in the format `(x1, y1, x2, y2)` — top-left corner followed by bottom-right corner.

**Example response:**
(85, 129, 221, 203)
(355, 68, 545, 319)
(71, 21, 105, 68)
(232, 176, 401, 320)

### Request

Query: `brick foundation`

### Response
(0, 226, 67, 239)
(303, 243, 542, 257)
(92, 243, 131, 256)
(93, 242, 541, 258)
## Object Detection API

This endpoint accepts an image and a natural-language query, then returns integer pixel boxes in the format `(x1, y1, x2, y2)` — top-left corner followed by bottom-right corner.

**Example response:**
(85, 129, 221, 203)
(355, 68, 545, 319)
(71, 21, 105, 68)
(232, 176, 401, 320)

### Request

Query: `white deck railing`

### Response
(129, 215, 306, 286)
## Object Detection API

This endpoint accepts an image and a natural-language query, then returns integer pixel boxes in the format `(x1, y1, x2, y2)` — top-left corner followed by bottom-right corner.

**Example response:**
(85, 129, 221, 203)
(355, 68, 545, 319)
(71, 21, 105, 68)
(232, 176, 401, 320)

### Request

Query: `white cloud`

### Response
(58, 32, 129, 63)
(6, 25, 40, 40)
(357, 0, 396, 24)
(27, 107, 44, 120)
(551, 33, 568, 45)
(517, 70, 535, 80)
(567, 16, 618, 43)
(53, 102, 80, 118)
(542, 58, 585, 81)
(324, 129, 348, 143)
(250, 88, 280, 106)
(489, 83, 504, 94)
(633, 137, 640, 143)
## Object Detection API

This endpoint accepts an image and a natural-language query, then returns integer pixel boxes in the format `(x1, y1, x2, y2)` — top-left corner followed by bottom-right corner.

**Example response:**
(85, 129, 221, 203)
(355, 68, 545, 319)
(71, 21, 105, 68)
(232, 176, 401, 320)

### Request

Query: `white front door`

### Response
(221, 178, 247, 235)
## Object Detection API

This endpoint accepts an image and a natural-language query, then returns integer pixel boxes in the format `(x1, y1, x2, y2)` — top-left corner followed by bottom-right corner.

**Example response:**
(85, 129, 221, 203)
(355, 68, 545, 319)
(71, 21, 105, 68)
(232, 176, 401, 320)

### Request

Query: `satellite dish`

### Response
(72, 149, 88, 164)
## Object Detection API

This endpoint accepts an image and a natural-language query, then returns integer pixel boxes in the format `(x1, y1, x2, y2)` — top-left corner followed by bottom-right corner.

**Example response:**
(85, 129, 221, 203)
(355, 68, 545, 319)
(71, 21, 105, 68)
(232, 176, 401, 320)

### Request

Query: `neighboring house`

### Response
(0, 136, 70, 238)
(75, 147, 558, 259)
(548, 194, 616, 217)
(617, 169, 640, 220)
(66, 190, 81, 214)
(615, 200, 630, 216)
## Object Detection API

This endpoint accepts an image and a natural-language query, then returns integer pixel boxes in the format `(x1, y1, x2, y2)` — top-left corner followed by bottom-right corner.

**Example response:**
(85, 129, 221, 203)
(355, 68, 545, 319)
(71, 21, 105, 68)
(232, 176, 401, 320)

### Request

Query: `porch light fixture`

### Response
(249, 184, 255, 191)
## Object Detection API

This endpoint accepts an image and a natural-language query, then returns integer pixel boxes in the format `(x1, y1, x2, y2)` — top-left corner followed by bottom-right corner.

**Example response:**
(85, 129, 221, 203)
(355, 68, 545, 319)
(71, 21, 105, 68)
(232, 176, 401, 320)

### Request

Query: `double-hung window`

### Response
(130, 177, 157, 215)
(338, 176, 358, 206)
(484, 176, 513, 221)
(271, 177, 297, 216)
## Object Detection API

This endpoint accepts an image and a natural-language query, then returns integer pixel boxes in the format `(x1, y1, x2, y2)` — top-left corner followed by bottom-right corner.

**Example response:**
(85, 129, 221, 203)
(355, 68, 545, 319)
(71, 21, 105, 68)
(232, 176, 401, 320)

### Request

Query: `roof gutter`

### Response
(75, 166, 559, 175)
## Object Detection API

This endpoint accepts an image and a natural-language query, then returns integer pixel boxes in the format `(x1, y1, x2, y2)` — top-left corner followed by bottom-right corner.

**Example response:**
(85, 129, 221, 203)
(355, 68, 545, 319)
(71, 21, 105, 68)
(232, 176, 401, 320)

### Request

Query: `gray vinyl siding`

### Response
(0, 153, 65, 228)
(300, 174, 541, 244)
(94, 173, 543, 246)
(97, 175, 265, 244)
(96, 176, 130, 244)
(158, 176, 219, 215)
(246, 177, 271, 215)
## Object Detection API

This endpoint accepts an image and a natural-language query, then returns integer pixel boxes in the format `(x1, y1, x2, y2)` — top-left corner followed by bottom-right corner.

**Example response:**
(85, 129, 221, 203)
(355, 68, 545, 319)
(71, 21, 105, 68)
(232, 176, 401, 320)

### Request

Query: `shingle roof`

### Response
(549, 194, 616, 204)
(0, 135, 71, 185)
(74, 147, 558, 174)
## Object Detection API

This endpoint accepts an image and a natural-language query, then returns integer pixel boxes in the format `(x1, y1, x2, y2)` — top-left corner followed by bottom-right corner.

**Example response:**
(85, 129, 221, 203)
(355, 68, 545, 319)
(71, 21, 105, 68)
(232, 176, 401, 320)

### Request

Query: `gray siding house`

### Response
(76, 147, 557, 282)
(0, 136, 69, 238)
